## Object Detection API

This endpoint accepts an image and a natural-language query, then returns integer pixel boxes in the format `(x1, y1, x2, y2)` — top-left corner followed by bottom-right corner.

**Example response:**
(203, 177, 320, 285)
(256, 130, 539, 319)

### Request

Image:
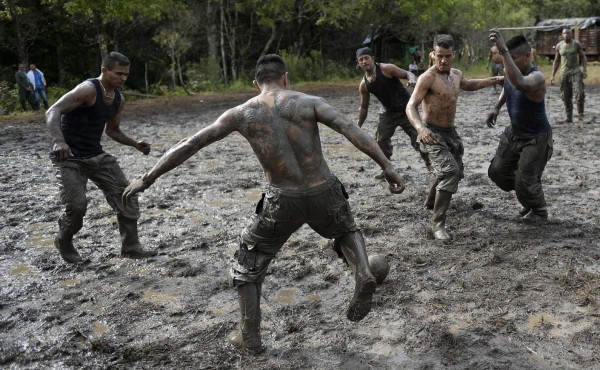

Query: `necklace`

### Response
(98, 79, 114, 99)
(366, 71, 376, 83)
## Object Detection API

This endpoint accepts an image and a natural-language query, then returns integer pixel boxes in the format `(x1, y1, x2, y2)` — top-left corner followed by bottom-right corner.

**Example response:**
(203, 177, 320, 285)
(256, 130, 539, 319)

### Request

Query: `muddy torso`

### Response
(233, 90, 331, 189)
(422, 68, 462, 128)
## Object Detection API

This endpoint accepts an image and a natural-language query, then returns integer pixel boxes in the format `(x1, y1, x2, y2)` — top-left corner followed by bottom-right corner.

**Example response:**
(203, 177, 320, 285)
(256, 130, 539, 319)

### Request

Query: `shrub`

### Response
(0, 81, 18, 114)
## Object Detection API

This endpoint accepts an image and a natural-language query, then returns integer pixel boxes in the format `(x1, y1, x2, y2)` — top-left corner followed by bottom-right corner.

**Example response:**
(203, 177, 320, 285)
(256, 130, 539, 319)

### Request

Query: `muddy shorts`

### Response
(377, 110, 421, 159)
(53, 153, 139, 222)
(230, 175, 358, 286)
(419, 124, 464, 194)
(488, 126, 553, 210)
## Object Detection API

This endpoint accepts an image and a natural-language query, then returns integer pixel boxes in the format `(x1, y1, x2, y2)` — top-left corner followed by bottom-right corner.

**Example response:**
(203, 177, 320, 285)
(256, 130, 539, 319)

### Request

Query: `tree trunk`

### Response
(5, 0, 29, 63)
(206, 1, 219, 59)
(260, 21, 280, 57)
(170, 46, 177, 91)
(145, 62, 149, 95)
(97, 33, 109, 60)
(219, 0, 228, 83)
(176, 56, 191, 95)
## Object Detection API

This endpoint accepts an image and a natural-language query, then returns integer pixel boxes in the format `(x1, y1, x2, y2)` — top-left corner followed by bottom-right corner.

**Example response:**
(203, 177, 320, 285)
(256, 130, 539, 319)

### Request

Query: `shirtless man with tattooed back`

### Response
(123, 54, 405, 353)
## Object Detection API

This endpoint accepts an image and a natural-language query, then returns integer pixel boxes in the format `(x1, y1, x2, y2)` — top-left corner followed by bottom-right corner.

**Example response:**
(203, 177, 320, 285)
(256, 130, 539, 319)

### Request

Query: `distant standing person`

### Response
(428, 50, 435, 67)
(530, 47, 539, 66)
(46, 51, 157, 263)
(550, 28, 588, 123)
(15, 63, 37, 111)
(27, 64, 49, 110)
(406, 34, 503, 241)
(356, 47, 432, 177)
(488, 45, 504, 93)
(409, 60, 419, 76)
(487, 30, 553, 221)
(122, 54, 405, 353)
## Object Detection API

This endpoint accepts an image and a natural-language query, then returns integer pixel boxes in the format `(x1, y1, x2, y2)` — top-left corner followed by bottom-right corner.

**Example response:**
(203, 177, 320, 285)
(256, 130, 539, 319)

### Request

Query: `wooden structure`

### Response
(535, 17, 600, 61)
(361, 27, 411, 63)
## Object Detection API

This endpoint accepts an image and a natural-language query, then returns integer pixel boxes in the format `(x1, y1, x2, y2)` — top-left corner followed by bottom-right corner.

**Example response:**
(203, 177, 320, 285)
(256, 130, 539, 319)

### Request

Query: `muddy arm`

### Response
(315, 97, 405, 193)
(104, 99, 150, 155)
(357, 81, 370, 127)
(123, 110, 238, 201)
(46, 82, 96, 160)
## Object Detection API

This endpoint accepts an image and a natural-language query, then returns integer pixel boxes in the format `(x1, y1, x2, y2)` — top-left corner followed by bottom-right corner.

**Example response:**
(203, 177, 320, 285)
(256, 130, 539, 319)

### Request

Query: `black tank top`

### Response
(364, 63, 410, 112)
(504, 66, 550, 139)
(61, 79, 122, 159)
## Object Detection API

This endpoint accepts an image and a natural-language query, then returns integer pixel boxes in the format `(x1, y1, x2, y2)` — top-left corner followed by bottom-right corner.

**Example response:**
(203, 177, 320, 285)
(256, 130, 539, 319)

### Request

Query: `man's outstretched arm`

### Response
(315, 97, 405, 193)
(123, 109, 238, 202)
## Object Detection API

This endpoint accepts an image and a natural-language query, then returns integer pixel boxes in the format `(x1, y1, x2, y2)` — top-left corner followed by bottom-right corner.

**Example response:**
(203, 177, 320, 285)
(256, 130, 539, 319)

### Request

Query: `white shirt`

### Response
(26, 69, 46, 89)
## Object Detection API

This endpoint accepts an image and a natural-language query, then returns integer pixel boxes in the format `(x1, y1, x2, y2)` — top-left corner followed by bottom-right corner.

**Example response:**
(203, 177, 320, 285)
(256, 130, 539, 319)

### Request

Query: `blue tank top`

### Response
(365, 64, 410, 112)
(61, 79, 122, 159)
(503, 66, 550, 139)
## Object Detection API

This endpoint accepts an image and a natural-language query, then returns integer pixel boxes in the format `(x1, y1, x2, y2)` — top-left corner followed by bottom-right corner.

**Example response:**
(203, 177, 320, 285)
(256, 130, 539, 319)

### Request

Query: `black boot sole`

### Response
(347, 278, 376, 322)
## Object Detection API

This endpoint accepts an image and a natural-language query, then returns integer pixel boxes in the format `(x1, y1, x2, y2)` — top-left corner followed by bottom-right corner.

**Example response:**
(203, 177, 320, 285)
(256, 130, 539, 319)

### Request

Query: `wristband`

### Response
(499, 48, 509, 55)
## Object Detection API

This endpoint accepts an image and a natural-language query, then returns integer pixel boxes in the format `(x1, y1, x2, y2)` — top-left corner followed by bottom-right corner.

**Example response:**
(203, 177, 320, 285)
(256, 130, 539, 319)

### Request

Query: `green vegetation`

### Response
(0, 0, 598, 114)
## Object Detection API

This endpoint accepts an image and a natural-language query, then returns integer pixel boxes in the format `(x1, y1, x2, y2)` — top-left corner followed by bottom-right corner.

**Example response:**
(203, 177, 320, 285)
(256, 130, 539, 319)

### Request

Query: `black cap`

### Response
(356, 47, 374, 59)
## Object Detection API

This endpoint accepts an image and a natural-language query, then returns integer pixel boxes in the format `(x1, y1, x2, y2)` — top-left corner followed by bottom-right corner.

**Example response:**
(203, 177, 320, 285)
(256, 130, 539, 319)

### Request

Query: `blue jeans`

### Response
(32, 87, 48, 108)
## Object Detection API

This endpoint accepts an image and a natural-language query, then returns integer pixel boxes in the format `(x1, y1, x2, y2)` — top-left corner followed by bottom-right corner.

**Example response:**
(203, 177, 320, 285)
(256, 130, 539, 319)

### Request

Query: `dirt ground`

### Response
(1, 81, 599, 370)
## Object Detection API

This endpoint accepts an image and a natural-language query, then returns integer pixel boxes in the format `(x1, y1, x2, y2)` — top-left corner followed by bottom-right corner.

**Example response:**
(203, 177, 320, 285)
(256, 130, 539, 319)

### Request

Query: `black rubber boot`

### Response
(55, 214, 83, 263)
(519, 207, 531, 217)
(523, 207, 548, 221)
(229, 282, 264, 354)
(118, 216, 157, 259)
(54, 236, 83, 263)
(577, 102, 584, 121)
(563, 105, 573, 123)
(337, 232, 377, 322)
(432, 190, 452, 241)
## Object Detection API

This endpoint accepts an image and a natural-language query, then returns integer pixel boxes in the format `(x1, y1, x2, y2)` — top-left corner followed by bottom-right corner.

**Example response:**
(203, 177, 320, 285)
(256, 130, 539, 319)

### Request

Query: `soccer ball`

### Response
(368, 254, 390, 284)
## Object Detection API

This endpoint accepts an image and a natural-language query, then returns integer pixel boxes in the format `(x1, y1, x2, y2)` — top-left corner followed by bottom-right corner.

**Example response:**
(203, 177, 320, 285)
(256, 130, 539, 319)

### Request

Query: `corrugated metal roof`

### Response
(536, 17, 600, 32)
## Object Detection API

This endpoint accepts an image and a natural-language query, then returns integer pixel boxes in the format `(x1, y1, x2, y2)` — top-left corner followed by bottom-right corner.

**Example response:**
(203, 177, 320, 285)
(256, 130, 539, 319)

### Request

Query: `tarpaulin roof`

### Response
(536, 17, 600, 32)
(362, 27, 409, 45)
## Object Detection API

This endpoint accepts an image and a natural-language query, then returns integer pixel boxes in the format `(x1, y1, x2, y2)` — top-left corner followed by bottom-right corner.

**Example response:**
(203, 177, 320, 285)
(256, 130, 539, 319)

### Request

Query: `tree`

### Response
(153, 1, 196, 93)
(59, 0, 171, 58)
(0, 0, 47, 63)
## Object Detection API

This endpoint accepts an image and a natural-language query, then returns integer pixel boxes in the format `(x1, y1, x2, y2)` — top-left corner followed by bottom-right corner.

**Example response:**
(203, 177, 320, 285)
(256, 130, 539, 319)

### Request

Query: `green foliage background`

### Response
(0, 0, 598, 112)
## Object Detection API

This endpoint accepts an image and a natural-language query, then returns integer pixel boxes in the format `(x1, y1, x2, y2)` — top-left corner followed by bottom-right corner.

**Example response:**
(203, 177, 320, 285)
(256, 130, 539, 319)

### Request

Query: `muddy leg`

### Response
(118, 216, 157, 259)
(55, 210, 85, 263)
(432, 190, 452, 241)
(424, 178, 439, 210)
(420, 151, 434, 173)
(336, 231, 377, 322)
(229, 282, 264, 354)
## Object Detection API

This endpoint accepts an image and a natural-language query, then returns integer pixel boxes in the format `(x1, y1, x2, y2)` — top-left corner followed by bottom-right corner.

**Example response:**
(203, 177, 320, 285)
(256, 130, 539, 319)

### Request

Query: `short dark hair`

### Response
(506, 35, 531, 52)
(102, 52, 130, 70)
(255, 54, 287, 84)
(433, 34, 455, 50)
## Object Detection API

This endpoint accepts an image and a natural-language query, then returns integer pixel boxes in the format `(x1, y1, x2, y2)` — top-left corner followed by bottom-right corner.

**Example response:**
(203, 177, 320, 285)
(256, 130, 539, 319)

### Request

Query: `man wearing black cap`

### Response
(356, 47, 432, 178)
